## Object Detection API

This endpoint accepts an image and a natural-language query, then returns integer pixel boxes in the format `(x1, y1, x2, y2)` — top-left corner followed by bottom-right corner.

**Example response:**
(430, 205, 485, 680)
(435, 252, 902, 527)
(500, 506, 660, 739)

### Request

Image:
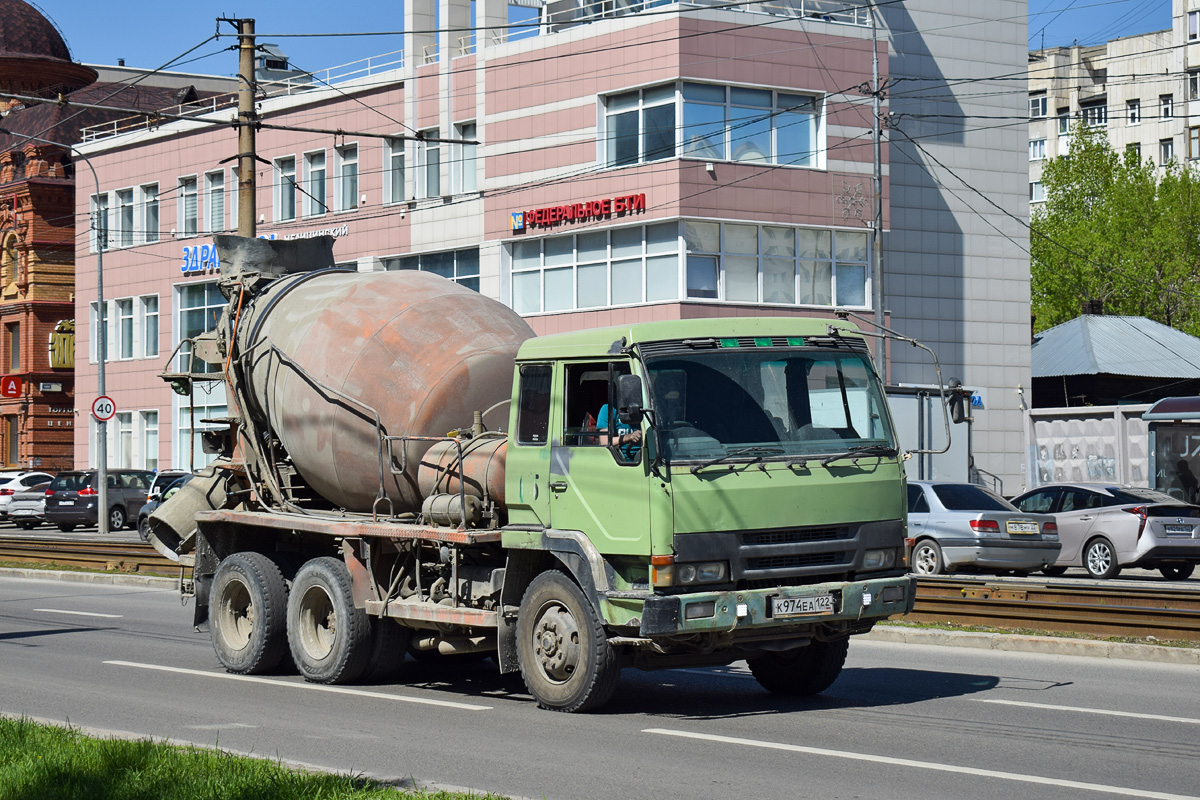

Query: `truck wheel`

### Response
(210, 552, 289, 674)
(516, 570, 619, 712)
(287, 557, 371, 684)
(748, 637, 850, 696)
(361, 619, 412, 683)
(911, 539, 945, 575)
(1084, 537, 1121, 579)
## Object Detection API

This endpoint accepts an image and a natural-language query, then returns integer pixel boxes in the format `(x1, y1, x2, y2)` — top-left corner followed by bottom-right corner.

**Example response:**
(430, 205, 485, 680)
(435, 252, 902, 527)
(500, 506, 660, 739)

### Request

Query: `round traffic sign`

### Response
(92, 395, 116, 421)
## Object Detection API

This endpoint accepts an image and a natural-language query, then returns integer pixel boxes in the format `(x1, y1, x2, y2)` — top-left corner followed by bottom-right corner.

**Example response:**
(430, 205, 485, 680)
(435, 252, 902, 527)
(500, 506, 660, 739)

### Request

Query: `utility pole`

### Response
(235, 18, 257, 237)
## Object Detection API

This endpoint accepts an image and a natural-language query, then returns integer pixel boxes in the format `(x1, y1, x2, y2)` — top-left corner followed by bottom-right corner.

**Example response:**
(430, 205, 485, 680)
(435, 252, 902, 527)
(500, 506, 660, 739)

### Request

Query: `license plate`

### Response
(1165, 524, 1192, 534)
(772, 594, 835, 618)
(58, 500, 74, 506)
(1007, 521, 1039, 534)
(10, 509, 33, 516)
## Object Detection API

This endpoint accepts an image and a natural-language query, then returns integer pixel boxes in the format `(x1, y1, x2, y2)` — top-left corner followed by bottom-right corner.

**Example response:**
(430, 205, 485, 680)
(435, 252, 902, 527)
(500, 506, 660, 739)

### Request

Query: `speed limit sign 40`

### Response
(92, 395, 116, 421)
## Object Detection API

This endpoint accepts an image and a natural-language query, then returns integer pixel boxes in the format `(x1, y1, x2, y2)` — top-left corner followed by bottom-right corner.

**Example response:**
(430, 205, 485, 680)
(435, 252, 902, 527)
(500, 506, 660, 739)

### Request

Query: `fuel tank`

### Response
(233, 258, 533, 513)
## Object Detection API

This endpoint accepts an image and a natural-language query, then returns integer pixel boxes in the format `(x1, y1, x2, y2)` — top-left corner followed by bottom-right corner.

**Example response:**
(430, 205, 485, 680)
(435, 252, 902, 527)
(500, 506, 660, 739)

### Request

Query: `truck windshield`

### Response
(645, 348, 896, 464)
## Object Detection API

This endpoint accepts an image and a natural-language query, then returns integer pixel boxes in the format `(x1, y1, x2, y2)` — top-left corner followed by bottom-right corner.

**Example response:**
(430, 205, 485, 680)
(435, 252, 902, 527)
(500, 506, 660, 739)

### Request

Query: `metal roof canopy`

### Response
(1032, 315, 1200, 379)
(1143, 396, 1200, 420)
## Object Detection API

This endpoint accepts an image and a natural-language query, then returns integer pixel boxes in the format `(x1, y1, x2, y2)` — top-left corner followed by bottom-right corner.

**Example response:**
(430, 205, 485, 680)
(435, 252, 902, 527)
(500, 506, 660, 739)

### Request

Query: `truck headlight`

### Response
(863, 548, 897, 570)
(653, 559, 729, 587)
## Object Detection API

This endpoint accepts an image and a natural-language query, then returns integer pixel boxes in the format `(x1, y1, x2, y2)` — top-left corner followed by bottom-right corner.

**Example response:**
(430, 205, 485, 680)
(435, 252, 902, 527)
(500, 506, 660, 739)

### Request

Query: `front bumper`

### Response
(636, 574, 914, 637)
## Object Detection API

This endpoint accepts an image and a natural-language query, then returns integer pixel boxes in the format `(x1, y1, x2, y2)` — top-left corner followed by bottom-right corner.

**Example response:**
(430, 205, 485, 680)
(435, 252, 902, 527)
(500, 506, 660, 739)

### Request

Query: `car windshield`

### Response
(931, 483, 1017, 512)
(1106, 487, 1180, 504)
(48, 473, 90, 491)
(645, 346, 896, 463)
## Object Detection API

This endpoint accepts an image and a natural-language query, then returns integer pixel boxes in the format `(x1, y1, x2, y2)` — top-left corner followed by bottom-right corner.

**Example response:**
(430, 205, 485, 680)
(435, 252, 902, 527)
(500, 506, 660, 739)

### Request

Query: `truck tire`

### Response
(748, 637, 850, 696)
(516, 570, 619, 712)
(210, 552, 290, 674)
(361, 619, 412, 683)
(287, 557, 372, 684)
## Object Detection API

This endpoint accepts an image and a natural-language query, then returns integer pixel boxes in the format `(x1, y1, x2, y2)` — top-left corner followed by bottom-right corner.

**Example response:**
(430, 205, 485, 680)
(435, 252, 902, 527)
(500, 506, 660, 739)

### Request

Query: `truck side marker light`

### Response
(736, 603, 748, 617)
(862, 592, 873, 606)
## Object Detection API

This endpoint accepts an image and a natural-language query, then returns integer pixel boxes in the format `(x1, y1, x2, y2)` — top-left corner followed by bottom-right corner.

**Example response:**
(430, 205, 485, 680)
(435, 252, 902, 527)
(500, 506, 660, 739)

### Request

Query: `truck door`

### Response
(549, 361, 651, 555)
(505, 363, 553, 527)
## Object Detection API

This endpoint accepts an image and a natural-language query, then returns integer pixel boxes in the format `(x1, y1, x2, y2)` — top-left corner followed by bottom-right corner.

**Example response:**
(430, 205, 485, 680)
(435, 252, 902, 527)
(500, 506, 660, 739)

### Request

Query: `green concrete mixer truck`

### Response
(150, 234, 916, 712)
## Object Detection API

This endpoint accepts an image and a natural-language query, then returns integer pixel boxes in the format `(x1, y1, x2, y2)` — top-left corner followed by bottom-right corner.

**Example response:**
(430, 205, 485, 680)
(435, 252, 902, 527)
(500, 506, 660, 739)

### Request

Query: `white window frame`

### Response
(139, 183, 159, 244)
(140, 294, 159, 358)
(173, 281, 229, 470)
(1161, 94, 1174, 120)
(115, 411, 134, 469)
(229, 166, 239, 229)
(205, 169, 226, 233)
(419, 129, 441, 198)
(303, 150, 327, 217)
(274, 156, 297, 222)
(1161, 138, 1175, 164)
(178, 176, 198, 238)
(1127, 99, 1140, 125)
(453, 122, 478, 195)
(1030, 181, 1046, 203)
(1029, 94, 1048, 119)
(139, 409, 159, 471)
(90, 193, 110, 252)
(384, 137, 406, 204)
(1190, 73, 1200, 102)
(1029, 139, 1047, 161)
(115, 297, 134, 360)
(1190, 10, 1200, 41)
(1080, 102, 1107, 128)
(334, 144, 359, 212)
(115, 188, 134, 248)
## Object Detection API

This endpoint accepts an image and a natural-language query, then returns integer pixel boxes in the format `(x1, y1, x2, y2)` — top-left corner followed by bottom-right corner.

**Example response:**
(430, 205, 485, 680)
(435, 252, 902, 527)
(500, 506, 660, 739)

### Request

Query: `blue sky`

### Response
(44, 0, 1174, 78)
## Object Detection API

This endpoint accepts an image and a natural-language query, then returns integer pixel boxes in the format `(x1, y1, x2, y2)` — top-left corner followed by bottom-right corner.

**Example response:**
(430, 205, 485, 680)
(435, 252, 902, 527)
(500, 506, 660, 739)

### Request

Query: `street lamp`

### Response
(0, 128, 110, 534)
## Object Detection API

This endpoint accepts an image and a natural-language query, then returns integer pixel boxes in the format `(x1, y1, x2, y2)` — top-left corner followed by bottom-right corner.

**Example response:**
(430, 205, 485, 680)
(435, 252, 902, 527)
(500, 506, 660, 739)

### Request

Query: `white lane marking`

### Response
(35, 608, 123, 619)
(104, 661, 492, 711)
(973, 698, 1200, 725)
(187, 723, 259, 731)
(643, 728, 1200, 800)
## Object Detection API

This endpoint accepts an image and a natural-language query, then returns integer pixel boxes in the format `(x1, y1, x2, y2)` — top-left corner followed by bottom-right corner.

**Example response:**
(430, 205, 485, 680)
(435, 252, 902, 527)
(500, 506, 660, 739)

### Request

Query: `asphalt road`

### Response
(2, 574, 1199, 800)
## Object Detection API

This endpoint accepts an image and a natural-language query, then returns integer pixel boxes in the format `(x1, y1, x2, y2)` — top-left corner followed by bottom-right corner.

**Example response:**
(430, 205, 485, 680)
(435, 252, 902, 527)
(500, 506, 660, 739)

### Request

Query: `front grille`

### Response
(744, 527, 850, 546)
(747, 552, 848, 570)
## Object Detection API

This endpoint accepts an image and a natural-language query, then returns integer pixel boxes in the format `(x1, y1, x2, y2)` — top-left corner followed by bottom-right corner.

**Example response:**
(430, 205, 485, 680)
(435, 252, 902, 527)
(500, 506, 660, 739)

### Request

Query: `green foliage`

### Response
(1031, 125, 1200, 334)
(0, 717, 496, 800)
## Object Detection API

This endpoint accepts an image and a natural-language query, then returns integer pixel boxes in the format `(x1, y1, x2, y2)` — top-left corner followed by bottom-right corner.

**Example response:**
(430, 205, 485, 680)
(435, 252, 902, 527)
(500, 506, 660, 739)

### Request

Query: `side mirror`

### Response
(615, 374, 645, 426)
(947, 378, 966, 425)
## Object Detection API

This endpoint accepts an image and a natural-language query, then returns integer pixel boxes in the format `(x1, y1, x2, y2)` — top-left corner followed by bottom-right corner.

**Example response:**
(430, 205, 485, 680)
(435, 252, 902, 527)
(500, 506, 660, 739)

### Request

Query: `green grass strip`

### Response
(0, 717, 499, 800)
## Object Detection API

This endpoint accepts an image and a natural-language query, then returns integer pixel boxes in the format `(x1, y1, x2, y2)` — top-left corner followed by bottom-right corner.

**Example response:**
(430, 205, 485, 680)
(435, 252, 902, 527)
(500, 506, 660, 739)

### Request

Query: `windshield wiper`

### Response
(819, 444, 898, 467)
(691, 446, 786, 474)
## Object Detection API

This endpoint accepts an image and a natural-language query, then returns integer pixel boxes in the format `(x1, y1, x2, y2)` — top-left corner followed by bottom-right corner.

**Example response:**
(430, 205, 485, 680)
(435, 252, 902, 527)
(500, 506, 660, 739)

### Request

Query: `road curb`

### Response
(0, 566, 178, 588)
(864, 625, 1200, 665)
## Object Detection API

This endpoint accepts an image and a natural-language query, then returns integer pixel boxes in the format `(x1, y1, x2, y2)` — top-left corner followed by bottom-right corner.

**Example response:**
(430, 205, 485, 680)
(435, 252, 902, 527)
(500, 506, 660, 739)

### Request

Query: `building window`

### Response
(335, 144, 358, 211)
(384, 137, 405, 204)
(205, 170, 225, 233)
(1190, 10, 1200, 40)
(1161, 138, 1175, 164)
(303, 150, 326, 217)
(1161, 95, 1173, 119)
(1029, 139, 1047, 161)
(115, 411, 133, 469)
(1191, 128, 1200, 160)
(6, 416, 17, 465)
(175, 281, 228, 469)
(453, 122, 478, 194)
(140, 410, 158, 471)
(383, 248, 480, 292)
(1080, 102, 1107, 128)
(140, 183, 159, 244)
(420, 130, 441, 198)
(116, 298, 134, 360)
(274, 157, 296, 222)
(91, 193, 109, 252)
(89, 301, 106, 363)
(1030, 181, 1045, 203)
(229, 167, 239, 229)
(605, 84, 676, 167)
(1126, 142, 1141, 161)
(115, 189, 134, 248)
(141, 295, 159, 358)
(6, 322, 18, 371)
(178, 177, 198, 237)
(1127, 100, 1140, 125)
(1057, 107, 1071, 135)
(1029, 93, 1048, 119)
(1190, 73, 1200, 101)
(679, 83, 819, 167)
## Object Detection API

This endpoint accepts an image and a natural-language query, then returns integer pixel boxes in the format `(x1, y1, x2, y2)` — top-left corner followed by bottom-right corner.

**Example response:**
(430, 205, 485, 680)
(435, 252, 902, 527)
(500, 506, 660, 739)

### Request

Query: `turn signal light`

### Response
(78, 487, 98, 496)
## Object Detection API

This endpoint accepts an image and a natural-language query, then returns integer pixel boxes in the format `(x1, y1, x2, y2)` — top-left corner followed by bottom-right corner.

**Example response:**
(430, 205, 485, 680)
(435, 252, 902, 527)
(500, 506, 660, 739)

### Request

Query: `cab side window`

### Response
(516, 364, 551, 445)
(562, 361, 639, 464)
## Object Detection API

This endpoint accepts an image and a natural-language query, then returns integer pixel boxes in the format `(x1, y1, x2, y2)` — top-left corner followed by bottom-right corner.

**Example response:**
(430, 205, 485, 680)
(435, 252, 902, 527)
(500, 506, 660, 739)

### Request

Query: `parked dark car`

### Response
(138, 473, 192, 541)
(1012, 483, 1200, 580)
(44, 469, 154, 532)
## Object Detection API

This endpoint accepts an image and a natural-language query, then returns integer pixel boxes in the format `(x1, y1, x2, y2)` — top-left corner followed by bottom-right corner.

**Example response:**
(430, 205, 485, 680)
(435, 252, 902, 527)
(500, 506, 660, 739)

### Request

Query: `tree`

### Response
(1031, 124, 1200, 335)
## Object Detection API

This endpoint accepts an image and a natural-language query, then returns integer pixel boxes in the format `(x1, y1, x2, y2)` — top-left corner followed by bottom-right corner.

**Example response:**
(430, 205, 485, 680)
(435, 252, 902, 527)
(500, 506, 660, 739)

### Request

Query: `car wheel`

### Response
(1159, 564, 1195, 581)
(748, 637, 850, 696)
(210, 552, 290, 674)
(57, 524, 75, 533)
(1041, 565, 1068, 577)
(138, 517, 151, 542)
(108, 506, 127, 531)
(287, 557, 372, 685)
(911, 539, 945, 575)
(1084, 537, 1121, 579)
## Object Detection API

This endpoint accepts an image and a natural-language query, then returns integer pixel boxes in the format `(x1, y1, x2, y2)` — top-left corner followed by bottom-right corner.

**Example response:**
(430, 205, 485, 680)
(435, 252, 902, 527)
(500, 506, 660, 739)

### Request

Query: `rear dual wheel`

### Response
(210, 552, 290, 674)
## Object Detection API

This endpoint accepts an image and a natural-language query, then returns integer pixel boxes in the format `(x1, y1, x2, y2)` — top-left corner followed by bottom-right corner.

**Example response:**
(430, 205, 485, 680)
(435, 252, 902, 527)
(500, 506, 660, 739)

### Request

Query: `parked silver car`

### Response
(906, 481, 1061, 576)
(6, 486, 47, 529)
(1012, 483, 1200, 580)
